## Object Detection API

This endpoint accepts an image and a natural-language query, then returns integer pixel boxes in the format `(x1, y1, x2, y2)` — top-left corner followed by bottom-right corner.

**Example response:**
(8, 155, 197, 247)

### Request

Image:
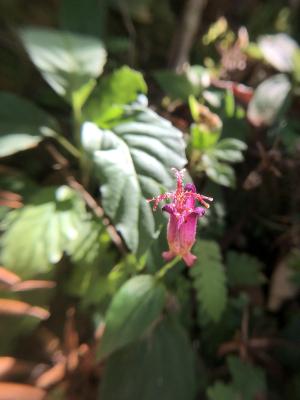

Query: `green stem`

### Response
(55, 134, 81, 159)
(72, 96, 91, 187)
(155, 256, 181, 280)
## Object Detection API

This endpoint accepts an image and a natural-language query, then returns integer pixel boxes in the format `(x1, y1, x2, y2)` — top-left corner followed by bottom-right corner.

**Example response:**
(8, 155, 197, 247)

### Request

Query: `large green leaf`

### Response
(247, 74, 291, 127)
(19, 28, 106, 103)
(97, 274, 166, 360)
(99, 318, 196, 400)
(190, 240, 227, 322)
(0, 92, 58, 157)
(81, 106, 187, 254)
(0, 186, 91, 278)
(84, 66, 147, 127)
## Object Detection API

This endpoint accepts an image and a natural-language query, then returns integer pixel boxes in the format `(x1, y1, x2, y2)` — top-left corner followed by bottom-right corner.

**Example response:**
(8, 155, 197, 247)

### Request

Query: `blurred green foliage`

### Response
(0, 1, 300, 399)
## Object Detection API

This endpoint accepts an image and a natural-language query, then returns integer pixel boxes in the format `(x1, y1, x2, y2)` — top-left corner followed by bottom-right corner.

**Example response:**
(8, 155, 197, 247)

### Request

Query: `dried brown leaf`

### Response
(0, 299, 50, 320)
(0, 383, 46, 400)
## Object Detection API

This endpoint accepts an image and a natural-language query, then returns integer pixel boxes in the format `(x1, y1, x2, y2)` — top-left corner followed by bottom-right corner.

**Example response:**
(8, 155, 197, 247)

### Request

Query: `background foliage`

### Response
(0, 0, 300, 399)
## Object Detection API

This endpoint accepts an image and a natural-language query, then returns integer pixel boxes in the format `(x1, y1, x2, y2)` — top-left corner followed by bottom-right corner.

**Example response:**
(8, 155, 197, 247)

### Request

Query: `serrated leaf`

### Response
(19, 28, 106, 102)
(0, 186, 91, 278)
(81, 106, 187, 254)
(97, 275, 166, 360)
(84, 66, 148, 127)
(207, 382, 237, 400)
(99, 317, 196, 400)
(258, 33, 299, 72)
(226, 251, 265, 287)
(190, 240, 227, 322)
(227, 356, 266, 400)
(0, 92, 58, 157)
(247, 74, 291, 127)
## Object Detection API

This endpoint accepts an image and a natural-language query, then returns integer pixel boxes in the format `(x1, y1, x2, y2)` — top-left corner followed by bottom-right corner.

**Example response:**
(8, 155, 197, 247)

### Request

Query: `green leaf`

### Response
(97, 275, 166, 360)
(99, 318, 196, 400)
(0, 186, 91, 278)
(226, 251, 265, 287)
(258, 33, 299, 72)
(59, 0, 107, 39)
(84, 66, 147, 127)
(227, 356, 266, 400)
(81, 106, 187, 254)
(0, 92, 57, 157)
(19, 27, 106, 103)
(211, 138, 247, 163)
(202, 154, 236, 187)
(154, 66, 209, 101)
(191, 123, 221, 150)
(293, 49, 300, 83)
(207, 382, 237, 400)
(190, 240, 227, 322)
(247, 74, 291, 127)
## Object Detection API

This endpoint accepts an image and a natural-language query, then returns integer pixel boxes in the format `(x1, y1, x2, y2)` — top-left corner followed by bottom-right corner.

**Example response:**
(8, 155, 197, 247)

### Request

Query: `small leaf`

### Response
(227, 356, 266, 400)
(0, 92, 57, 157)
(226, 251, 265, 287)
(84, 66, 147, 127)
(97, 275, 166, 360)
(81, 106, 187, 254)
(19, 27, 106, 102)
(202, 155, 236, 187)
(190, 240, 227, 322)
(207, 382, 237, 400)
(258, 33, 299, 72)
(191, 123, 221, 150)
(0, 186, 91, 278)
(247, 74, 291, 127)
(99, 318, 196, 400)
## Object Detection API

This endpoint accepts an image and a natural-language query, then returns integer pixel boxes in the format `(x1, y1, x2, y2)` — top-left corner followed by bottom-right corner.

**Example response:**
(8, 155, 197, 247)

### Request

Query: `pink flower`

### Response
(147, 169, 213, 267)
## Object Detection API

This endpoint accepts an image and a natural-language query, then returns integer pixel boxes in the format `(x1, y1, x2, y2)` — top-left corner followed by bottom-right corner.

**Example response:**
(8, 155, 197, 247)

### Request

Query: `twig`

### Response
(46, 144, 127, 255)
(168, 0, 207, 71)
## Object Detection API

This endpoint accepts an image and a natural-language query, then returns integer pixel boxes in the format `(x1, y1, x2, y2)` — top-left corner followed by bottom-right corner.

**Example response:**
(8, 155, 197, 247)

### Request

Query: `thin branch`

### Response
(46, 144, 127, 255)
(168, 0, 207, 71)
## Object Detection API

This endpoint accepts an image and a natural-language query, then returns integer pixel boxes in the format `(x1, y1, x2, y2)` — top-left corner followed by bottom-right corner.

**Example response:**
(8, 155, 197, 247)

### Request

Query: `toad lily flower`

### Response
(147, 169, 213, 267)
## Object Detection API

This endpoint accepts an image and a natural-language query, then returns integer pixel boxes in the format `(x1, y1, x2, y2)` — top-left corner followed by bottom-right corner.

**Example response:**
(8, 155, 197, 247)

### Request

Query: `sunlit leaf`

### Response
(97, 275, 166, 360)
(19, 27, 106, 102)
(84, 66, 147, 127)
(0, 186, 92, 278)
(258, 33, 299, 72)
(99, 318, 196, 400)
(81, 106, 187, 254)
(0, 92, 57, 157)
(247, 74, 291, 127)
